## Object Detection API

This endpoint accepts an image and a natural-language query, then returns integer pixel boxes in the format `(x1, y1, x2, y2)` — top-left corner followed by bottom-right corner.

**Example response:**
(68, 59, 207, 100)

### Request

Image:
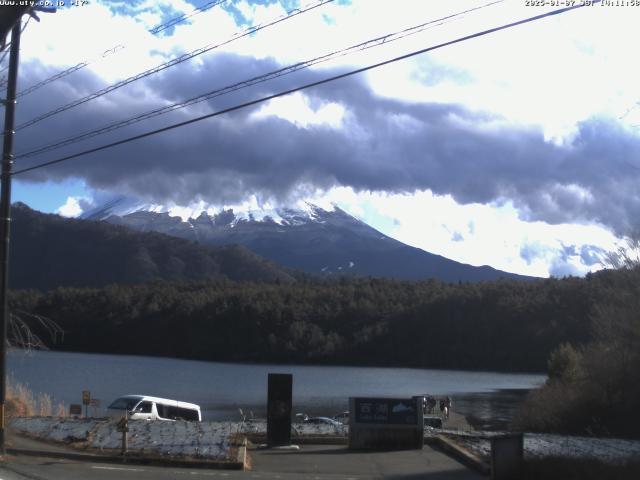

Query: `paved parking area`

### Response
(249, 444, 484, 479)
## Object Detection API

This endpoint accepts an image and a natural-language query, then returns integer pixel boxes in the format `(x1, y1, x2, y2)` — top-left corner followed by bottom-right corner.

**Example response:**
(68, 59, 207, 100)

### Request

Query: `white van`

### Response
(107, 395, 201, 421)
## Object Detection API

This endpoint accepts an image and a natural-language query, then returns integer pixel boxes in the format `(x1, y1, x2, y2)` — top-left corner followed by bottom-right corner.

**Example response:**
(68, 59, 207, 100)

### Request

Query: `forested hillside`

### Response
(515, 266, 640, 438)
(10, 203, 296, 289)
(10, 269, 623, 372)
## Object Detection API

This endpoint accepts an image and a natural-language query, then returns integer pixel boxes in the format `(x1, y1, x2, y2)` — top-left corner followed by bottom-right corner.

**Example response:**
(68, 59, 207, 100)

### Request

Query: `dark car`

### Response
(333, 411, 349, 424)
(305, 416, 344, 427)
(423, 416, 443, 429)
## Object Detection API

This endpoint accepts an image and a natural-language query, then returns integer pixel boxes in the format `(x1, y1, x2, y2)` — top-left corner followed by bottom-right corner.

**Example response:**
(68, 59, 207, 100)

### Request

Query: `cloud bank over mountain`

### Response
(10, 0, 640, 276)
(13, 49, 640, 236)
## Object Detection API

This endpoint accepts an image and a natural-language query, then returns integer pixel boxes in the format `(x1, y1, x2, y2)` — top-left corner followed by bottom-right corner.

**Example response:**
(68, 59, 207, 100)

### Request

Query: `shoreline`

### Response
(8, 347, 549, 376)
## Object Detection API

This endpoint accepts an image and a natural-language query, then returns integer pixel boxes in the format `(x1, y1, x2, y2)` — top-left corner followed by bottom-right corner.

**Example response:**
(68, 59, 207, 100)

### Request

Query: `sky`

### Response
(6, 0, 640, 278)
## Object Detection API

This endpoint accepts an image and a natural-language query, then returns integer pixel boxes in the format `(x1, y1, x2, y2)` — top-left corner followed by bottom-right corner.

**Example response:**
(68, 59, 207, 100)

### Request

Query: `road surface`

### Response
(0, 443, 484, 480)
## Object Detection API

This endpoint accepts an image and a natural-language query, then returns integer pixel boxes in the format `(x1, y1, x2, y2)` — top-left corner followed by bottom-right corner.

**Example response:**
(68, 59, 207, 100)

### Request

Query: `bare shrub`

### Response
(37, 393, 52, 417)
(5, 379, 66, 418)
(6, 381, 35, 418)
(55, 403, 67, 418)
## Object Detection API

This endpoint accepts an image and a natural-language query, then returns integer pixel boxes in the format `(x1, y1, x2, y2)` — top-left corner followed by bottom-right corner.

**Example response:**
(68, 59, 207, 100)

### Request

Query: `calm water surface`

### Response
(8, 350, 545, 428)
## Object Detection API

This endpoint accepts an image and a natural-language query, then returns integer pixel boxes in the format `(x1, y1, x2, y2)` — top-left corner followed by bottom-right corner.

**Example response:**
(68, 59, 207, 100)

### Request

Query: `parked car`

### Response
(294, 412, 309, 423)
(423, 416, 443, 429)
(333, 411, 349, 424)
(107, 395, 201, 421)
(305, 416, 344, 427)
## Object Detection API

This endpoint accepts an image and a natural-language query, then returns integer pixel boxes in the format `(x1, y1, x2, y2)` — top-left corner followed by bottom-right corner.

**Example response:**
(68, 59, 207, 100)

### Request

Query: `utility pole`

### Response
(0, 19, 22, 454)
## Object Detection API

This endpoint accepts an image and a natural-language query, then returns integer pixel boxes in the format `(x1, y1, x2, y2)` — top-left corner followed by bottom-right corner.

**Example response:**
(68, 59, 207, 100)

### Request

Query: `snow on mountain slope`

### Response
(83, 195, 343, 229)
(81, 195, 532, 282)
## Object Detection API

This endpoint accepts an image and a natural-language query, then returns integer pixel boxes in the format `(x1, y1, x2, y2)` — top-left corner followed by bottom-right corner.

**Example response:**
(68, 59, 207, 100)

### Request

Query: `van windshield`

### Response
(108, 398, 140, 410)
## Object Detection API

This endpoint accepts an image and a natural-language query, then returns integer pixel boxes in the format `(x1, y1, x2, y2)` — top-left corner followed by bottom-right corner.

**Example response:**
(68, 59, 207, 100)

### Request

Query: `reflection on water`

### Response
(8, 349, 544, 427)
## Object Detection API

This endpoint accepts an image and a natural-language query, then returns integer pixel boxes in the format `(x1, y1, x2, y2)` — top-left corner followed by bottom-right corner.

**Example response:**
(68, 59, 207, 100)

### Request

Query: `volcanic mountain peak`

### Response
(81, 195, 341, 228)
(81, 195, 531, 282)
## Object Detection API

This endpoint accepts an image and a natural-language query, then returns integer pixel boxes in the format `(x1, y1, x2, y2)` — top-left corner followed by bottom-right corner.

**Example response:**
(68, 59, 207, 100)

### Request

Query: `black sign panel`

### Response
(69, 404, 82, 416)
(267, 373, 292, 447)
(354, 398, 418, 425)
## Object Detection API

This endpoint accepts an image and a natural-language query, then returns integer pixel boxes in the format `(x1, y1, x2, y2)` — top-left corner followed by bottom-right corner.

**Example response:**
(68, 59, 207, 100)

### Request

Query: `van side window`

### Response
(167, 406, 179, 420)
(137, 401, 152, 414)
(156, 403, 169, 419)
(177, 407, 199, 421)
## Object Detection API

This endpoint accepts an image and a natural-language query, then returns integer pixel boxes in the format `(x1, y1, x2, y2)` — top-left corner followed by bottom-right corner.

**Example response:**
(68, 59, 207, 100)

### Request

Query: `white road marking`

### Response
(91, 466, 144, 472)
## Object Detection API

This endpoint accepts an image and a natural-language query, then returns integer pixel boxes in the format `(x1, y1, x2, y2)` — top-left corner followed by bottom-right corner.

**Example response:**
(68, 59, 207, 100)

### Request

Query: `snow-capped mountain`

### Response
(82, 196, 531, 282)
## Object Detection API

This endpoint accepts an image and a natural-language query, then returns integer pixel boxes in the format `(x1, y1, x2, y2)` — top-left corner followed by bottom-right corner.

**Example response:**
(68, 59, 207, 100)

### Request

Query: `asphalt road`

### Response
(0, 444, 484, 480)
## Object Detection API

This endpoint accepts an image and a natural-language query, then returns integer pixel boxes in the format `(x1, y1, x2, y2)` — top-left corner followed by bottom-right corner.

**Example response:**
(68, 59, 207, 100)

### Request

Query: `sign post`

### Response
(69, 404, 82, 417)
(116, 415, 129, 456)
(82, 390, 91, 418)
(267, 373, 292, 447)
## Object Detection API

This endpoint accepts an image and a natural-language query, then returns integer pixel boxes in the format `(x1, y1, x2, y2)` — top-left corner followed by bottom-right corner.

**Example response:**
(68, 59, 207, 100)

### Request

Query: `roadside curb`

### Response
(426, 435, 490, 475)
(6, 447, 247, 470)
(246, 433, 347, 445)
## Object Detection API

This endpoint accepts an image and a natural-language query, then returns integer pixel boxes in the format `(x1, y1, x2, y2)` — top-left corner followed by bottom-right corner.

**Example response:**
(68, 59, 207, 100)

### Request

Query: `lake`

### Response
(7, 349, 545, 429)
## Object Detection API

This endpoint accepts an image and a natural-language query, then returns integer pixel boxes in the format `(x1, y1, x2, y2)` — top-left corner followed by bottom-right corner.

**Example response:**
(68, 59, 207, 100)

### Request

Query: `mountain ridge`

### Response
(83, 196, 533, 282)
(10, 202, 296, 291)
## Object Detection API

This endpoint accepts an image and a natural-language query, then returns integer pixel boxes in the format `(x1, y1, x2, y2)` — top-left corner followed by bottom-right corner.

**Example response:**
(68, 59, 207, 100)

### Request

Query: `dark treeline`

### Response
(515, 266, 640, 438)
(10, 203, 297, 290)
(9, 268, 627, 373)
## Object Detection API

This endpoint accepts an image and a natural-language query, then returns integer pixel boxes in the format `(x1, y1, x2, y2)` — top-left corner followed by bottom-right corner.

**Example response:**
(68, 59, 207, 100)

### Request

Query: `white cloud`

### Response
(15, 0, 640, 277)
(313, 187, 618, 278)
(56, 196, 85, 217)
(251, 92, 346, 128)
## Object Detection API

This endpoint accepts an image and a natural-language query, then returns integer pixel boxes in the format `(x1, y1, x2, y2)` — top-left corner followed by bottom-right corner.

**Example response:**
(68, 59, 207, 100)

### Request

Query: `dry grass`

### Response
(6, 379, 66, 419)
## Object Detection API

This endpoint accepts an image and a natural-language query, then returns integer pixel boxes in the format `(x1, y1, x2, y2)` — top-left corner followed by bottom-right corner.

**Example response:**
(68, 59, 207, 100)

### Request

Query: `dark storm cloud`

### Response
(12, 51, 640, 234)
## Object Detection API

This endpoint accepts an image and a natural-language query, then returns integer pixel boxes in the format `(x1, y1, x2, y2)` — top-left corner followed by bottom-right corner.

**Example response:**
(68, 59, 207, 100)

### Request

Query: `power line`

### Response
(15, 0, 504, 160)
(13, 1, 599, 177)
(0, 17, 30, 88)
(0, 49, 9, 69)
(14, 0, 334, 131)
(15, 0, 228, 98)
(149, 0, 225, 35)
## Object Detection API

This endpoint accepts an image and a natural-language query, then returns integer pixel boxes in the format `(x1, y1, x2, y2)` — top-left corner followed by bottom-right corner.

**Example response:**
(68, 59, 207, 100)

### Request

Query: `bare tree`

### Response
(603, 231, 640, 269)
(8, 310, 63, 351)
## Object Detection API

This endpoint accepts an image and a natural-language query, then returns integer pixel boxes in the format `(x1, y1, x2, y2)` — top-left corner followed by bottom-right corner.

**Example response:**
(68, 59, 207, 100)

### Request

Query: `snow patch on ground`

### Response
(443, 430, 640, 465)
(9, 417, 346, 458)
(242, 421, 347, 437)
(14, 417, 636, 465)
(10, 417, 238, 460)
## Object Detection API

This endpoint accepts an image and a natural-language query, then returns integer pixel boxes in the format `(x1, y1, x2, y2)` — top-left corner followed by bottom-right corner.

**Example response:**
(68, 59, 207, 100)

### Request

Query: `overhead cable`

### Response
(15, 0, 504, 160)
(14, 0, 334, 131)
(13, 1, 599, 176)
(15, 0, 228, 98)
(149, 0, 226, 35)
